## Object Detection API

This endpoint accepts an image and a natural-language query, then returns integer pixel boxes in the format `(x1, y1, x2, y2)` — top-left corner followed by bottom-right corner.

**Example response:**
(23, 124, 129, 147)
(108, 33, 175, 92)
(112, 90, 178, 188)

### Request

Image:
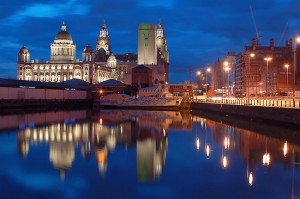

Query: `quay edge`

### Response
(190, 102, 300, 127)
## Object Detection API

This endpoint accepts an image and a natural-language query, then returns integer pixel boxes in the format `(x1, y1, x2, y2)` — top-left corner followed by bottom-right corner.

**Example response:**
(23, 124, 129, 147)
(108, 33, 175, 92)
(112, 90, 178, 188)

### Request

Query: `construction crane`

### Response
(250, 5, 262, 45)
(278, 21, 289, 46)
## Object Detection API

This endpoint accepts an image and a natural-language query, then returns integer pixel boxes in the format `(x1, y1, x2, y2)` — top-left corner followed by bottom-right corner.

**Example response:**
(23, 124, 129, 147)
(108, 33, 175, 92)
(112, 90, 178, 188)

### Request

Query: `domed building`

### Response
(17, 22, 119, 83)
(17, 21, 169, 85)
(50, 21, 76, 63)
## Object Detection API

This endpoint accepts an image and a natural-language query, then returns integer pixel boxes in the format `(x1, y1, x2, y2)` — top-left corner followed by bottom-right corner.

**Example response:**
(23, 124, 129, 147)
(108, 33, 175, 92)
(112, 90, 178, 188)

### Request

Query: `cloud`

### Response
(3, 0, 90, 25)
(1, 0, 300, 83)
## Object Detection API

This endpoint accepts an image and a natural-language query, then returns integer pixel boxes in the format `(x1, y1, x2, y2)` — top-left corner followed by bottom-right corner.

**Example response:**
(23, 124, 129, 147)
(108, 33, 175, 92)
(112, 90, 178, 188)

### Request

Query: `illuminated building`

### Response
(17, 22, 117, 83)
(18, 21, 169, 85)
(136, 22, 169, 85)
(243, 38, 294, 96)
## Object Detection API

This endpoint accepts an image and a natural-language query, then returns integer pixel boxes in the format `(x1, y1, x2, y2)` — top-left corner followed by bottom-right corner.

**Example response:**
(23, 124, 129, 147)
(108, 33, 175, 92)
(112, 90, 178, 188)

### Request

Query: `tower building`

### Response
(96, 22, 111, 55)
(138, 24, 157, 65)
(156, 22, 169, 64)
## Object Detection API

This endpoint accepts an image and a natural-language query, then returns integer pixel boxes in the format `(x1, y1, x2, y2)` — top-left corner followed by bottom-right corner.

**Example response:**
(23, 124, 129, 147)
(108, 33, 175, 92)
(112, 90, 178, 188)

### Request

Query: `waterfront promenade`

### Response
(197, 97, 300, 109)
(191, 98, 300, 126)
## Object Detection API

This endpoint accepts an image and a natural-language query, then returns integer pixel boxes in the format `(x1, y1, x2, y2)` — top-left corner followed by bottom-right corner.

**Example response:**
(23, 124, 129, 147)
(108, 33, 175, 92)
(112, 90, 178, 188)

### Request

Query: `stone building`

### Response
(17, 22, 118, 84)
(17, 21, 169, 86)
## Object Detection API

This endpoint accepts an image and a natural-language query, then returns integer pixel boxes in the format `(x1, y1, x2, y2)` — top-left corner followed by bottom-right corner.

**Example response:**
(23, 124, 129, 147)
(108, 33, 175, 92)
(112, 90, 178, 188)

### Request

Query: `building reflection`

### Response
(192, 113, 300, 187)
(15, 110, 191, 181)
(14, 109, 300, 188)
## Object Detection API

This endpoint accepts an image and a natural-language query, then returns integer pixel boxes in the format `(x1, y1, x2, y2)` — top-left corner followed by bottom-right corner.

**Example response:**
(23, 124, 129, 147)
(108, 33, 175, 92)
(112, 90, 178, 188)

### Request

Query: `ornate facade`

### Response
(17, 21, 169, 85)
(18, 22, 118, 83)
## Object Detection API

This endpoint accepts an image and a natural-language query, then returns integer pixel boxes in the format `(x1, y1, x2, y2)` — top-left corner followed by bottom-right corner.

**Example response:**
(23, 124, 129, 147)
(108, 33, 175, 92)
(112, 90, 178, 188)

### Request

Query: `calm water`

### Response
(0, 109, 299, 199)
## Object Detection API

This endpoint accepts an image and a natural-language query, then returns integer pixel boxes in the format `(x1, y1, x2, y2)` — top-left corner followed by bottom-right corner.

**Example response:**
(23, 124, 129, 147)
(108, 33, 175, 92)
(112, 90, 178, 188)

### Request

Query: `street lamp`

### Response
(196, 70, 203, 101)
(293, 37, 300, 106)
(247, 53, 255, 101)
(224, 65, 231, 97)
(205, 67, 211, 95)
(284, 64, 289, 95)
(264, 57, 272, 96)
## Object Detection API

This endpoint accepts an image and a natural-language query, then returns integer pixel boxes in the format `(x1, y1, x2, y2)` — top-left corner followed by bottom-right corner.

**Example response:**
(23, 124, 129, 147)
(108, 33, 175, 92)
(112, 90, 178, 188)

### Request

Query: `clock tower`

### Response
(156, 21, 169, 64)
(96, 22, 111, 55)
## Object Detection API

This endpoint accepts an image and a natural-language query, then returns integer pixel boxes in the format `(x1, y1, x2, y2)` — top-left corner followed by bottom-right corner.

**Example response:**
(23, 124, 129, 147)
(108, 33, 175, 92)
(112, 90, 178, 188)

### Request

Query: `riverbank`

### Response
(190, 101, 300, 127)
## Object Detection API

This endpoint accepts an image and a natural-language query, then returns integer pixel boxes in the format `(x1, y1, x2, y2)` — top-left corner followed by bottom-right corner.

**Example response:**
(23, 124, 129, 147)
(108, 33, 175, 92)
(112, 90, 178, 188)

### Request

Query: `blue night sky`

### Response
(1, 0, 300, 83)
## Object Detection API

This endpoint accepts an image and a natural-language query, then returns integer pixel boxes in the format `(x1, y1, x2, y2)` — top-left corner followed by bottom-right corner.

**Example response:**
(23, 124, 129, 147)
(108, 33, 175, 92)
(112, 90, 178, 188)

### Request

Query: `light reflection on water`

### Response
(0, 109, 299, 199)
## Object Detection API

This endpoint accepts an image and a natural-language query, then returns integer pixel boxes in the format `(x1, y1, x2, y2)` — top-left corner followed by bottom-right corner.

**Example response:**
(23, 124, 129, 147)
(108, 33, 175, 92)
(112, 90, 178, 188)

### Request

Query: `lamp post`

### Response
(205, 67, 211, 95)
(247, 53, 255, 101)
(285, 64, 289, 96)
(196, 71, 201, 100)
(293, 37, 300, 106)
(224, 61, 231, 97)
(225, 66, 231, 97)
(264, 57, 272, 96)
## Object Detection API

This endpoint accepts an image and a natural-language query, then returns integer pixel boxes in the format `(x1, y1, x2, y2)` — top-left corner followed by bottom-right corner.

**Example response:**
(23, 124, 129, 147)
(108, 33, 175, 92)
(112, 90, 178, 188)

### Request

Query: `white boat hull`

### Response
(100, 94, 183, 108)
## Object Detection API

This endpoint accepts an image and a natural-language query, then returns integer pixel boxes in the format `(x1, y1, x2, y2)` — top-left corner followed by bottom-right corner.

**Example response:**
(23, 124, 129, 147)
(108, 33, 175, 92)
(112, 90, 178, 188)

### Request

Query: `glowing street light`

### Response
(293, 37, 300, 106)
(284, 64, 289, 95)
(205, 67, 211, 95)
(224, 62, 231, 97)
(264, 57, 272, 95)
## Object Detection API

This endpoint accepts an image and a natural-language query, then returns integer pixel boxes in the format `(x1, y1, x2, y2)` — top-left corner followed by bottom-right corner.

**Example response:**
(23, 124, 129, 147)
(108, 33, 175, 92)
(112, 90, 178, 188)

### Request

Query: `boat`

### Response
(100, 85, 183, 109)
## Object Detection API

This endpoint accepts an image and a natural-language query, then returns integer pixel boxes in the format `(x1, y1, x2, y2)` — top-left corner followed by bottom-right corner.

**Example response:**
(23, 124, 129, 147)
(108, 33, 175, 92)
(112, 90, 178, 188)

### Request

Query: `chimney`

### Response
(270, 38, 274, 50)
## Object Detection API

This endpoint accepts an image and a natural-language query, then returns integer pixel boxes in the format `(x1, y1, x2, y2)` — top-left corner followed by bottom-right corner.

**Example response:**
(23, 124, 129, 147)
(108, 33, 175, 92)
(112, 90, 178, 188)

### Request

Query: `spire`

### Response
(61, 21, 66, 31)
(158, 19, 162, 28)
(102, 20, 106, 29)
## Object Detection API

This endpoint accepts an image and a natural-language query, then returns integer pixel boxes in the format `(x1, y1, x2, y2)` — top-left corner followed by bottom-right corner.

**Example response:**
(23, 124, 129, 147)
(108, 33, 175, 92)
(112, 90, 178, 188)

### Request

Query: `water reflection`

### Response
(15, 110, 191, 182)
(192, 112, 300, 191)
(1, 109, 300, 198)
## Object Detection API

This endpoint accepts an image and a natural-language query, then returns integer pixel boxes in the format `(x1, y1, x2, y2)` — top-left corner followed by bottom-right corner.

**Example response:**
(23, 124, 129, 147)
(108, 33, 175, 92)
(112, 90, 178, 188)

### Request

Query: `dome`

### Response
(84, 44, 93, 53)
(55, 22, 72, 41)
(108, 53, 116, 61)
(55, 31, 72, 40)
(19, 46, 29, 54)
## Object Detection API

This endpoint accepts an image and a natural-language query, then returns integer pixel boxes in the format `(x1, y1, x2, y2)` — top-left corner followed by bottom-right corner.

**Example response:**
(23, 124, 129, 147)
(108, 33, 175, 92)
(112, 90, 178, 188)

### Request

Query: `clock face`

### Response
(100, 40, 105, 45)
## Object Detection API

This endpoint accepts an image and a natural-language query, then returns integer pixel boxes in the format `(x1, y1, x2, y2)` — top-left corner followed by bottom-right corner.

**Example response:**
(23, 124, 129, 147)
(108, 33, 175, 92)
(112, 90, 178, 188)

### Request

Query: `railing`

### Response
(194, 98, 300, 109)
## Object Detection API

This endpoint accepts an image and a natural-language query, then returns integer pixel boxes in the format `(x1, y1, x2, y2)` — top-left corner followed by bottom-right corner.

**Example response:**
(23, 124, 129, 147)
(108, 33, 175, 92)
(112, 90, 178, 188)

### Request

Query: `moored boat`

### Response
(100, 85, 183, 109)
